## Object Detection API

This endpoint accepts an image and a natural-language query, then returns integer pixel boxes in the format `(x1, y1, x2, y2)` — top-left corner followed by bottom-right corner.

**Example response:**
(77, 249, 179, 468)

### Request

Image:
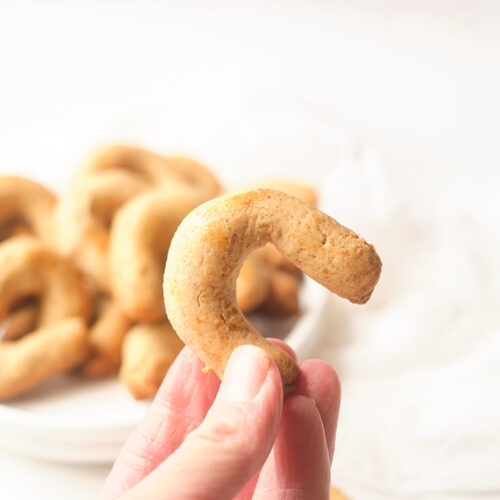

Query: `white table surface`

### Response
(0, 1, 499, 499)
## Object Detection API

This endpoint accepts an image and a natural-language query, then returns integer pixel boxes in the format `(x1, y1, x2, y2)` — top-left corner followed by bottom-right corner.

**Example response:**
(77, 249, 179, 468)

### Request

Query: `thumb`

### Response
(122, 345, 284, 500)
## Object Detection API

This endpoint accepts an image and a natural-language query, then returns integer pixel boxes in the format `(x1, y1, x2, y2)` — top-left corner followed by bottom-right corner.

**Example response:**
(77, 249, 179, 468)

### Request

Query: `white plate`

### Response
(0, 89, 351, 464)
(0, 277, 329, 464)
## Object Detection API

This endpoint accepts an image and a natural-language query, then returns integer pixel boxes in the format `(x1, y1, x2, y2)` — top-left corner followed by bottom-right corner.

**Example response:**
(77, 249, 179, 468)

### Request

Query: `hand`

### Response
(101, 339, 340, 500)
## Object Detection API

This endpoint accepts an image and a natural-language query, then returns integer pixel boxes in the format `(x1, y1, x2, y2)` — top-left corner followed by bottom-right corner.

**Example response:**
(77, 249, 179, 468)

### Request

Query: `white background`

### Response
(0, 1, 499, 499)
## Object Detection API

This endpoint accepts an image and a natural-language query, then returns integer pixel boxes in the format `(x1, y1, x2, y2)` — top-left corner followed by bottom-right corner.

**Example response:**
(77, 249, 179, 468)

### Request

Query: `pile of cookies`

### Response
(0, 144, 316, 401)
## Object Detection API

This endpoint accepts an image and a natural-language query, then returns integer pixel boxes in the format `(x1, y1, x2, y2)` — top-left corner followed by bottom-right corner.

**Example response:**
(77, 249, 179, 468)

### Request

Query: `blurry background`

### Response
(0, 1, 499, 499)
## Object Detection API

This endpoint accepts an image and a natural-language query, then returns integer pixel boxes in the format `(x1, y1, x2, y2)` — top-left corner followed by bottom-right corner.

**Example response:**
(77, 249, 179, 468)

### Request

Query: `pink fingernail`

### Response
(219, 345, 270, 402)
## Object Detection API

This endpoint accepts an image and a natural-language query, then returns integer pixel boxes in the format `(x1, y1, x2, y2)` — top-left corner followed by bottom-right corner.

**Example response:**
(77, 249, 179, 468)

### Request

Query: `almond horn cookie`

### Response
(235, 251, 271, 313)
(0, 238, 91, 400)
(164, 189, 382, 393)
(120, 321, 184, 400)
(0, 302, 39, 341)
(57, 144, 222, 293)
(0, 176, 56, 244)
(0, 318, 89, 400)
(55, 169, 150, 293)
(82, 298, 131, 378)
(110, 186, 207, 322)
(79, 144, 222, 200)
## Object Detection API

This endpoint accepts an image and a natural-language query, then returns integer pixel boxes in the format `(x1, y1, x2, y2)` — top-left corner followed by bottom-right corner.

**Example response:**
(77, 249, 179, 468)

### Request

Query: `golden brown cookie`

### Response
(120, 321, 184, 400)
(83, 298, 132, 378)
(0, 318, 90, 400)
(0, 237, 90, 326)
(55, 169, 150, 292)
(262, 269, 301, 316)
(236, 251, 271, 313)
(0, 238, 91, 400)
(56, 144, 222, 293)
(79, 144, 222, 199)
(0, 301, 39, 341)
(0, 176, 56, 244)
(109, 186, 206, 322)
(164, 189, 381, 392)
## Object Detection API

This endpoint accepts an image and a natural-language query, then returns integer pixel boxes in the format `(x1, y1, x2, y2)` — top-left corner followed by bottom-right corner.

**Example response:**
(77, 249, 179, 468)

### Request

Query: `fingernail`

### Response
(219, 345, 270, 402)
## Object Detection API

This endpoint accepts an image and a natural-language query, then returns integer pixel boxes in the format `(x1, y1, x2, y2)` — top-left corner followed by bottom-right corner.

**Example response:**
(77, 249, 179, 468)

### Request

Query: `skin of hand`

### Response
(101, 339, 340, 500)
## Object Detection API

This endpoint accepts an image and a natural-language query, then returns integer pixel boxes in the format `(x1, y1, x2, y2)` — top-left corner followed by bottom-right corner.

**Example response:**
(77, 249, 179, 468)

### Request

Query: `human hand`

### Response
(101, 339, 340, 500)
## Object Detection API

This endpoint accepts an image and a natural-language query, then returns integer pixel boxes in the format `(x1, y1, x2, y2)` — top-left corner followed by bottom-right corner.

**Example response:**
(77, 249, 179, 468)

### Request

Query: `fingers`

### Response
(103, 340, 340, 500)
(238, 357, 341, 499)
(101, 346, 220, 500)
(295, 359, 341, 461)
(122, 345, 284, 500)
(252, 395, 331, 500)
(267, 342, 340, 460)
